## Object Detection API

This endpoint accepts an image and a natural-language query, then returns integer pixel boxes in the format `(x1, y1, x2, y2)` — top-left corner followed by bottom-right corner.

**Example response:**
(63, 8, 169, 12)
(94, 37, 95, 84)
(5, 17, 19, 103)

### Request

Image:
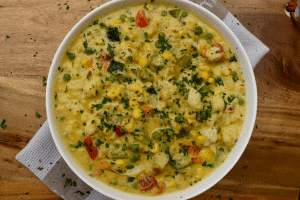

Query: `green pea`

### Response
(130, 155, 139, 163)
(194, 26, 203, 35)
(155, 40, 164, 48)
(161, 11, 167, 17)
(181, 12, 188, 18)
(129, 17, 135, 22)
(205, 33, 214, 40)
(63, 74, 71, 82)
(132, 182, 138, 190)
(110, 180, 118, 186)
(120, 14, 127, 22)
(153, 131, 162, 140)
(129, 144, 140, 153)
(238, 99, 245, 105)
(158, 32, 166, 38)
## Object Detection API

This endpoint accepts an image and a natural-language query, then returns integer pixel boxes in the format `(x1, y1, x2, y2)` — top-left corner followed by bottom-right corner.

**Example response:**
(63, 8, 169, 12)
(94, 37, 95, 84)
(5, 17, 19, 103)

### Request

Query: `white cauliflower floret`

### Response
(222, 124, 238, 147)
(188, 88, 203, 110)
(211, 94, 225, 113)
(199, 127, 218, 146)
(206, 46, 223, 62)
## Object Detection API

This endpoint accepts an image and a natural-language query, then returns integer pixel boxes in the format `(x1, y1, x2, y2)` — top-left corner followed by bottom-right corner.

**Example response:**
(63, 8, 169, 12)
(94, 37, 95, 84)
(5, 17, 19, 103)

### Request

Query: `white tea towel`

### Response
(16, 0, 270, 199)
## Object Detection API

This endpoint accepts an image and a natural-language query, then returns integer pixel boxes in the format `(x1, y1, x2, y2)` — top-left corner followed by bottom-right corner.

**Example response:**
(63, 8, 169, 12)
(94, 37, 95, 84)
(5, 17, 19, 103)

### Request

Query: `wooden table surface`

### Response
(1, 0, 300, 199)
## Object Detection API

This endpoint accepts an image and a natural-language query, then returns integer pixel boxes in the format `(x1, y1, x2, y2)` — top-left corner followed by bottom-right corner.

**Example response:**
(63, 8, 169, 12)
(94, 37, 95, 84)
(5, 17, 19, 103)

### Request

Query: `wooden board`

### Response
(1, 0, 300, 199)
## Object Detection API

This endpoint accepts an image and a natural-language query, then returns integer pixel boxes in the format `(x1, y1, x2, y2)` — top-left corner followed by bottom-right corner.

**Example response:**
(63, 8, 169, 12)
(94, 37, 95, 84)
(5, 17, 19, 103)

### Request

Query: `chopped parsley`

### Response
(1, 119, 7, 129)
(35, 112, 42, 118)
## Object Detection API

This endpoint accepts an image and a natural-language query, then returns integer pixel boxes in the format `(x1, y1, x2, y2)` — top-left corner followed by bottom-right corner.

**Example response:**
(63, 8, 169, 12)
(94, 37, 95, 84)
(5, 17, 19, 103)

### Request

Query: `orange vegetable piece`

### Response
(143, 105, 154, 115)
(84, 136, 98, 160)
(152, 180, 166, 195)
(136, 10, 149, 28)
(138, 175, 157, 192)
(193, 156, 206, 164)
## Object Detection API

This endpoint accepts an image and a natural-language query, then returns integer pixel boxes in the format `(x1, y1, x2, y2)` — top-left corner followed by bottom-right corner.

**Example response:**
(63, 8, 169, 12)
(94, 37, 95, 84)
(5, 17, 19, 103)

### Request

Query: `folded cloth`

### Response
(16, 0, 270, 199)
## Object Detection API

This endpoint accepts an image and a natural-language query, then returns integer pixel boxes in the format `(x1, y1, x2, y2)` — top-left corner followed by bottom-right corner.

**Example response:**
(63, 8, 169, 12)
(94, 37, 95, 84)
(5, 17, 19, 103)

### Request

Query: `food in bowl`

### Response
(53, 0, 246, 196)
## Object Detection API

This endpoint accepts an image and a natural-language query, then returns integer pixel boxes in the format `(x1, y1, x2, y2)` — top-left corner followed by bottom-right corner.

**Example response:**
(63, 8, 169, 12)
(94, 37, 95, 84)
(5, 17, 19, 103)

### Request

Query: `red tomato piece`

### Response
(99, 53, 114, 61)
(115, 125, 128, 137)
(193, 156, 206, 164)
(87, 57, 93, 68)
(143, 106, 154, 116)
(138, 175, 158, 192)
(188, 145, 201, 157)
(229, 69, 233, 75)
(84, 136, 98, 160)
(136, 10, 149, 28)
(152, 180, 166, 195)
(152, 167, 163, 176)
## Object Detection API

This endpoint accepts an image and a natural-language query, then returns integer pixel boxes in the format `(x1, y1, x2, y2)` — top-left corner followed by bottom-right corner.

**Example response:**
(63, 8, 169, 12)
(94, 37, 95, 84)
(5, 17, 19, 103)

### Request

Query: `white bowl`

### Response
(46, 0, 257, 199)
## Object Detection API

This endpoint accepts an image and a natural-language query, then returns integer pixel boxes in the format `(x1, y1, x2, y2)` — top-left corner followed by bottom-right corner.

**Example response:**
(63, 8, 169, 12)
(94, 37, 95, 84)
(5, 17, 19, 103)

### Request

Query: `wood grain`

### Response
(1, 0, 300, 199)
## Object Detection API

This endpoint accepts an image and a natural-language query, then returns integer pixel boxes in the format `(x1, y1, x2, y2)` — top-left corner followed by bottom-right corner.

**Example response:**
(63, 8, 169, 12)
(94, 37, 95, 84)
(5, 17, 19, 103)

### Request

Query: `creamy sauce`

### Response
(53, 1, 246, 196)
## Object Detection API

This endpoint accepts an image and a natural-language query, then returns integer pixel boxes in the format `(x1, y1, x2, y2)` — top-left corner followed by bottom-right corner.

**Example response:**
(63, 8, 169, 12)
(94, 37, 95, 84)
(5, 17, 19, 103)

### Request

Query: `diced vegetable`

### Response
(110, 153, 128, 159)
(153, 152, 169, 169)
(107, 27, 121, 42)
(129, 144, 140, 153)
(194, 26, 203, 35)
(84, 136, 98, 160)
(136, 10, 149, 28)
(205, 33, 213, 40)
(138, 175, 158, 192)
(152, 180, 166, 195)
(169, 9, 181, 18)
(107, 60, 124, 73)
(67, 52, 75, 60)
(170, 156, 193, 170)
(130, 155, 139, 163)
(63, 74, 71, 82)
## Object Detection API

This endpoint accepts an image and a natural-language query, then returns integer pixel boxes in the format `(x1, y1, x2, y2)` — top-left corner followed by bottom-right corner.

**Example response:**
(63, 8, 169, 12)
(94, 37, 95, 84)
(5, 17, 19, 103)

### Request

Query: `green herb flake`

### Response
(37, 167, 43, 171)
(35, 112, 42, 118)
(1, 119, 7, 129)
(74, 191, 84, 196)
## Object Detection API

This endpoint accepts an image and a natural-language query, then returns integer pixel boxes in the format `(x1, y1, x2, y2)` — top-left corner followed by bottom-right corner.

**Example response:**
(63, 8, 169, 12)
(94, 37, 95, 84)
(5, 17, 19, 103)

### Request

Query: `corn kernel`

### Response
(132, 108, 143, 119)
(198, 168, 205, 176)
(150, 142, 159, 153)
(103, 127, 113, 136)
(168, 181, 177, 188)
(195, 135, 206, 146)
(162, 51, 171, 61)
(107, 86, 122, 99)
(81, 57, 89, 66)
(145, 43, 152, 51)
(208, 78, 214, 84)
(129, 98, 139, 108)
(129, 83, 142, 92)
(113, 20, 122, 25)
(132, 33, 138, 40)
(190, 131, 198, 139)
(217, 134, 222, 141)
(116, 159, 125, 166)
(139, 57, 148, 67)
(125, 120, 135, 132)
(199, 65, 210, 71)
(77, 45, 83, 53)
(199, 71, 209, 80)
(200, 147, 215, 162)
(178, 30, 187, 37)
(98, 39, 105, 46)
(144, 93, 150, 97)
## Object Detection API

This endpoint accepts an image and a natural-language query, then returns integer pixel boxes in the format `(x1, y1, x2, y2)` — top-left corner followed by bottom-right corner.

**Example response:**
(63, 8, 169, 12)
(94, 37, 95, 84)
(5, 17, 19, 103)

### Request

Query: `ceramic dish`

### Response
(46, 0, 257, 199)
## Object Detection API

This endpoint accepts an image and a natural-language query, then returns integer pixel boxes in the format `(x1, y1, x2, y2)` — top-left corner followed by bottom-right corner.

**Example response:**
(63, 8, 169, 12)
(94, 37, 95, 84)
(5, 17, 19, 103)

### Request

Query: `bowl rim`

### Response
(46, 0, 257, 199)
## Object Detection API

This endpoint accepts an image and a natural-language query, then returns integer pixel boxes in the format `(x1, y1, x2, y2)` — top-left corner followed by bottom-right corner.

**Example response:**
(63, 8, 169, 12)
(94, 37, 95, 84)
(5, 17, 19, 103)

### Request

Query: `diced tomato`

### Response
(138, 175, 158, 192)
(87, 57, 93, 68)
(136, 10, 149, 28)
(152, 167, 163, 176)
(229, 69, 233, 75)
(84, 136, 98, 160)
(228, 106, 235, 114)
(192, 156, 205, 164)
(99, 53, 114, 61)
(188, 145, 201, 157)
(152, 180, 166, 195)
(143, 106, 154, 116)
(115, 125, 128, 137)
(99, 160, 110, 170)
